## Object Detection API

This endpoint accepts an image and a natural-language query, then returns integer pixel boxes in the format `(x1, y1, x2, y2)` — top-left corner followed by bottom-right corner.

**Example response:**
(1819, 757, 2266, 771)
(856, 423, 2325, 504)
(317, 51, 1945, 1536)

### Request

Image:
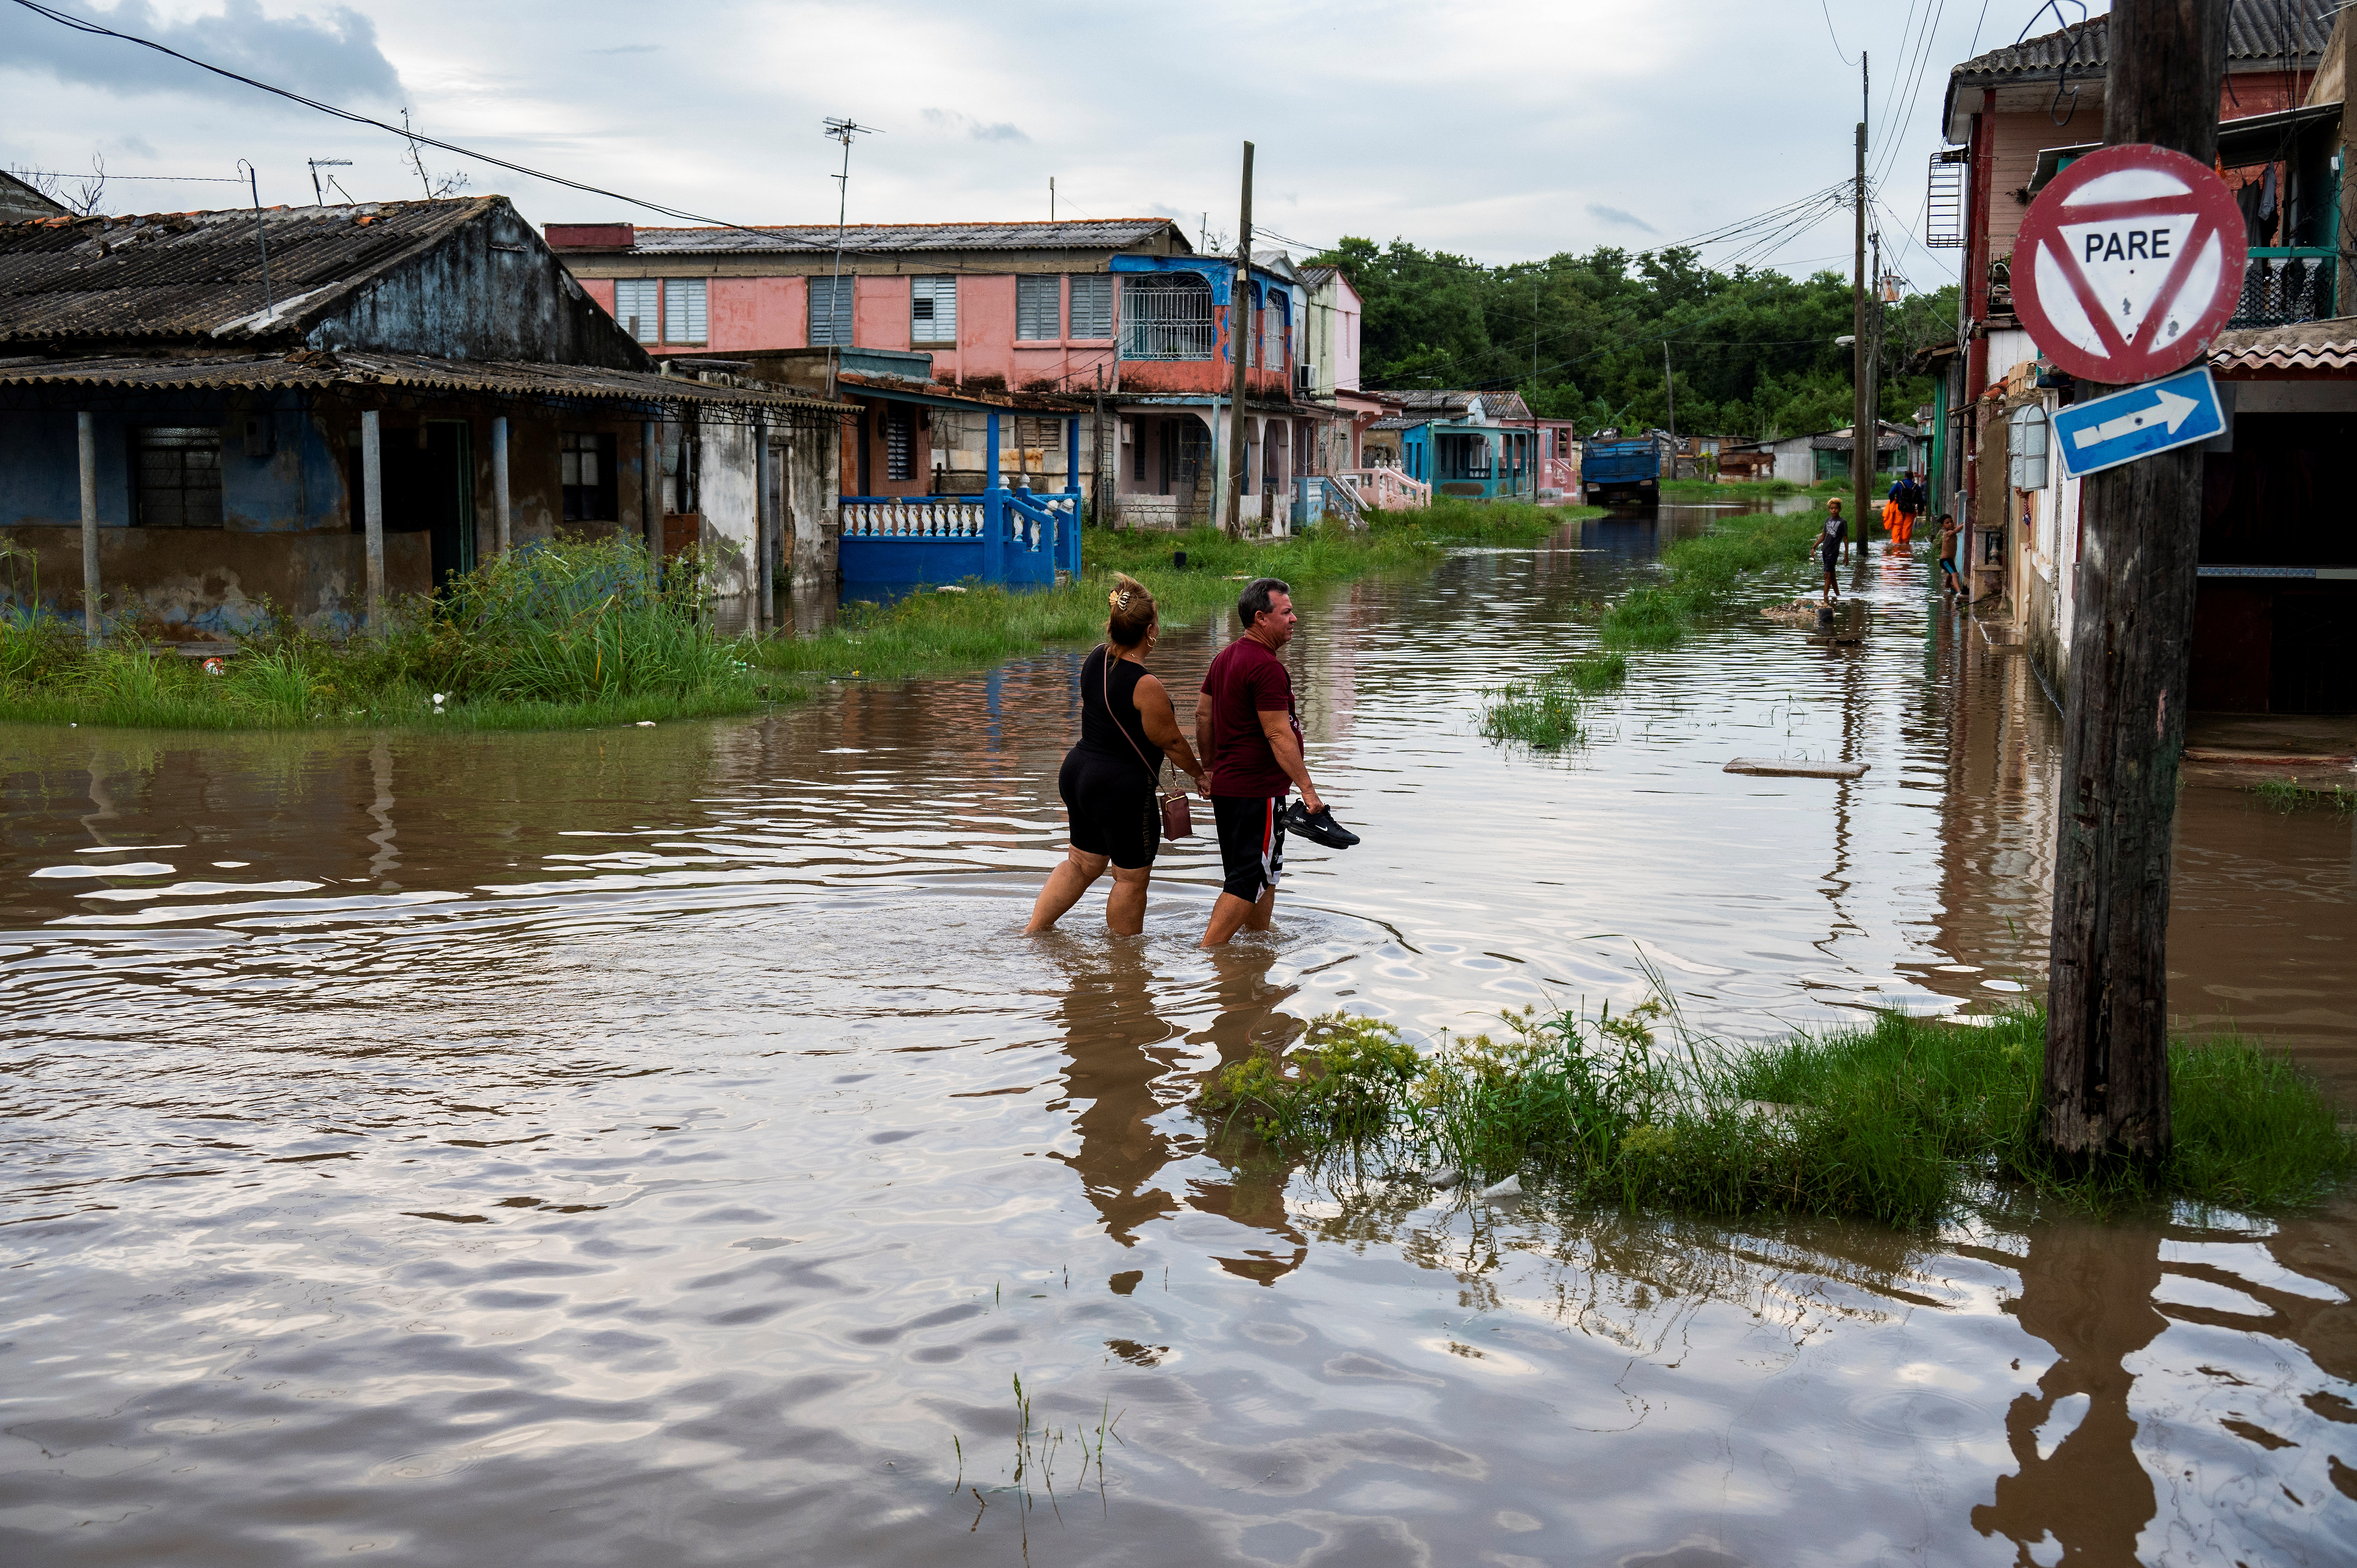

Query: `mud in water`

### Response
(4, 505, 2353, 1565)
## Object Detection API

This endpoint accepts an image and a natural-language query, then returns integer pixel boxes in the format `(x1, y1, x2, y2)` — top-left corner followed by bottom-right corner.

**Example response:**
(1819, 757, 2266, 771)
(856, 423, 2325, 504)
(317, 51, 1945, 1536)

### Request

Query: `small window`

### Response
(612, 279, 658, 343)
(1016, 415, 1062, 453)
(560, 431, 618, 522)
(1069, 274, 1113, 339)
(1130, 419, 1147, 482)
(2009, 404, 2050, 490)
(809, 276, 854, 347)
(133, 426, 223, 528)
(1016, 275, 1061, 341)
(911, 276, 958, 343)
(883, 406, 914, 482)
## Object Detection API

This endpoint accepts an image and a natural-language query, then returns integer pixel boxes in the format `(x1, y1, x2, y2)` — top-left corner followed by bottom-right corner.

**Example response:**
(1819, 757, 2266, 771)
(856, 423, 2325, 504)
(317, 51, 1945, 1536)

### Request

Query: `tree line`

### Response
(1309, 237, 1958, 440)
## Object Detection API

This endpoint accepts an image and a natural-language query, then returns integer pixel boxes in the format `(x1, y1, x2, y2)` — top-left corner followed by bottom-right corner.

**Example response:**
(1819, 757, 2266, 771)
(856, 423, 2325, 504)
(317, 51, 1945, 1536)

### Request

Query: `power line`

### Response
(9, 169, 244, 181)
(5, 0, 832, 248)
(1821, 0, 1860, 64)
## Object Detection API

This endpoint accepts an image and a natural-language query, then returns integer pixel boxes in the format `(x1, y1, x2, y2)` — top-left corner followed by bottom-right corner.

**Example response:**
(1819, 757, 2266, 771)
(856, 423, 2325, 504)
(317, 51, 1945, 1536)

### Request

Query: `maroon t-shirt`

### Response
(1200, 636, 1300, 798)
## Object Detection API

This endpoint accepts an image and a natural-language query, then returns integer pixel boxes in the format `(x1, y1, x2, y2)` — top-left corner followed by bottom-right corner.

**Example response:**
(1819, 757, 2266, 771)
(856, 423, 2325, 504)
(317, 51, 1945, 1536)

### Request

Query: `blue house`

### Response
(1384, 390, 1543, 501)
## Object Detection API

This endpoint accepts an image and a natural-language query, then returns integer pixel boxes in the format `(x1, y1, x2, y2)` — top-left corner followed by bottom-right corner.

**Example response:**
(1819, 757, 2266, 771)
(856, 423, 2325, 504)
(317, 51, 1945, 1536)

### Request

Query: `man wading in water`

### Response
(1198, 577, 1328, 948)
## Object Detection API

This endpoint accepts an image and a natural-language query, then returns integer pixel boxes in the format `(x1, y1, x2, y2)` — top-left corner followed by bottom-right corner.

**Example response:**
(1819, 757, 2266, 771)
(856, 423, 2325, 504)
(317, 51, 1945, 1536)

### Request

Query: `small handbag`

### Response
(1104, 647, 1194, 841)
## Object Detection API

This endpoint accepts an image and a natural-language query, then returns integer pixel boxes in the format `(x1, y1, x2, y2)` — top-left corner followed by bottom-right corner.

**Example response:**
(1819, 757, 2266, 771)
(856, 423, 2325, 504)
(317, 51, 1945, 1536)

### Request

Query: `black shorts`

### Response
(1059, 749, 1158, 870)
(1211, 794, 1286, 903)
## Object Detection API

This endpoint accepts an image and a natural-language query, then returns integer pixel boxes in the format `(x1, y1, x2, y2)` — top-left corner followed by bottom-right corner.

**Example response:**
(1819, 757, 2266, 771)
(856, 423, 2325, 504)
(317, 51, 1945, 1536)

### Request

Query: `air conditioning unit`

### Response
(1296, 362, 1317, 392)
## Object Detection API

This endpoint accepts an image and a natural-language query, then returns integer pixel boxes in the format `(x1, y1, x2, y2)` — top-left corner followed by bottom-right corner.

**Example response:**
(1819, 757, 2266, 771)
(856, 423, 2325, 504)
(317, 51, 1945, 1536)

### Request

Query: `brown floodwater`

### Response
(4, 504, 2353, 1565)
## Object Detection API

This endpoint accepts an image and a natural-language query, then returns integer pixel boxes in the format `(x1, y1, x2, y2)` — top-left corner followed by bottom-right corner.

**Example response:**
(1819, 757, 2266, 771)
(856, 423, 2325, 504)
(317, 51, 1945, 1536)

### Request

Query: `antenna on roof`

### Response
(821, 118, 881, 399)
(237, 159, 274, 319)
(307, 157, 352, 206)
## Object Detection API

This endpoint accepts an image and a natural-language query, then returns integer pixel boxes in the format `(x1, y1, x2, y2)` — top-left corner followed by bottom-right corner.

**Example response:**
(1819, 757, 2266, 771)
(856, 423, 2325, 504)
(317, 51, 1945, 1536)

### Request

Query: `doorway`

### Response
(352, 420, 476, 588)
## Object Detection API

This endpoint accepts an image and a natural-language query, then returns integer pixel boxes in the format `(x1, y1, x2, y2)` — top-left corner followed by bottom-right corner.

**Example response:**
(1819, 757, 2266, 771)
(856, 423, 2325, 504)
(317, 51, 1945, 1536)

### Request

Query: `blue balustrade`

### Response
(837, 410, 1087, 594)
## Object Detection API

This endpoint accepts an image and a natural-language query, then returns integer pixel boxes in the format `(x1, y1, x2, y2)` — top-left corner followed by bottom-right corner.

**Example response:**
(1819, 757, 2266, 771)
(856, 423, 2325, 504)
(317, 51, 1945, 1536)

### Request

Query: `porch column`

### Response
(755, 416, 774, 632)
(984, 410, 1003, 582)
(490, 416, 512, 555)
(641, 420, 661, 565)
(361, 409, 385, 623)
(76, 412, 100, 645)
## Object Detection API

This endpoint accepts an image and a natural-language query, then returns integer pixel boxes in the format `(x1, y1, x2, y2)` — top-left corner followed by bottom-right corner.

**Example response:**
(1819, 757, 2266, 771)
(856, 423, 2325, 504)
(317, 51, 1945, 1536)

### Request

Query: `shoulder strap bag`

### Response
(1103, 646, 1194, 841)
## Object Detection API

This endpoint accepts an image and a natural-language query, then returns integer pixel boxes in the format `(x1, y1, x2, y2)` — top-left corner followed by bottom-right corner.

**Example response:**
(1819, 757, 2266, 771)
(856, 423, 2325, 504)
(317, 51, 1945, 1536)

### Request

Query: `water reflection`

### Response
(4, 507, 2355, 1564)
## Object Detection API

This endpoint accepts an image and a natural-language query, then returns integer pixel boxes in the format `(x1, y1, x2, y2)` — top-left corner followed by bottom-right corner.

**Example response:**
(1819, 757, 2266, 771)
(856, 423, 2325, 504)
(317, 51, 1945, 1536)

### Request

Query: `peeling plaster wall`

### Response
(0, 524, 428, 637)
(311, 202, 649, 369)
(697, 419, 758, 600)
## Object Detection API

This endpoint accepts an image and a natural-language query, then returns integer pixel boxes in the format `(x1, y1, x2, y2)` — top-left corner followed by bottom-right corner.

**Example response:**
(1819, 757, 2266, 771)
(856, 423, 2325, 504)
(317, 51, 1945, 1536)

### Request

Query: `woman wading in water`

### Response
(1027, 574, 1207, 935)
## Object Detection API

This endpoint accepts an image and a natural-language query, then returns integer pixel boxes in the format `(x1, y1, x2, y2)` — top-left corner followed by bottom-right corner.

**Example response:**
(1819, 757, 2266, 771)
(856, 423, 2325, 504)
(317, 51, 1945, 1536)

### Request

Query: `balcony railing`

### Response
(2231, 248, 2337, 328)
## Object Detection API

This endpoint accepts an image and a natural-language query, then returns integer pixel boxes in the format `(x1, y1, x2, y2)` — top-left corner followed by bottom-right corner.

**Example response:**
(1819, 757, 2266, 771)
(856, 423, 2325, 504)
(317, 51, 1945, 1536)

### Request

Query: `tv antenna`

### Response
(308, 157, 353, 206)
(821, 118, 881, 396)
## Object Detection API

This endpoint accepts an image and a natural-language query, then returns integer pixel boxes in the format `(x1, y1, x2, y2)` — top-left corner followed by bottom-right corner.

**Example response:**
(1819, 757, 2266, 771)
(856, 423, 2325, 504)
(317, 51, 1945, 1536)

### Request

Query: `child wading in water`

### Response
(1938, 512, 1962, 597)
(1819, 499, 1847, 603)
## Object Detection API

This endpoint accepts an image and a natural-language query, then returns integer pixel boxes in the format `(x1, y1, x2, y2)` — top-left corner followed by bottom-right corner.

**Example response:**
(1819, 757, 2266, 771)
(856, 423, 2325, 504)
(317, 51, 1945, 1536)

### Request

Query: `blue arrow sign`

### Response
(2051, 366, 2226, 479)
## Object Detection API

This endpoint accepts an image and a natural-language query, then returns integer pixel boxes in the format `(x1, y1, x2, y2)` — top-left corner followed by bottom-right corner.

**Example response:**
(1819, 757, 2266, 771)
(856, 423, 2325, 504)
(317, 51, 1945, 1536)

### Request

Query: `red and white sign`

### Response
(2011, 143, 2248, 384)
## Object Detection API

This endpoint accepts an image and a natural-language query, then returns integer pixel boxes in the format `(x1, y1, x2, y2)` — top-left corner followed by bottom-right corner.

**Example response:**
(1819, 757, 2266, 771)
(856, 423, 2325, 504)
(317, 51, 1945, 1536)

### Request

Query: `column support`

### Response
(77, 411, 101, 645)
(361, 409, 385, 625)
(490, 416, 511, 555)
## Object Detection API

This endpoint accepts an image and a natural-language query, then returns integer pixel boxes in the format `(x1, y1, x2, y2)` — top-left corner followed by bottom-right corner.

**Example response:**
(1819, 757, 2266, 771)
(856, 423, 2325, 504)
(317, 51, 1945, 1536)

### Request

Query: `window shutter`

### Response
(912, 276, 958, 343)
(664, 279, 707, 345)
(613, 279, 658, 342)
(1016, 275, 1060, 341)
(809, 277, 854, 346)
(1068, 274, 1113, 339)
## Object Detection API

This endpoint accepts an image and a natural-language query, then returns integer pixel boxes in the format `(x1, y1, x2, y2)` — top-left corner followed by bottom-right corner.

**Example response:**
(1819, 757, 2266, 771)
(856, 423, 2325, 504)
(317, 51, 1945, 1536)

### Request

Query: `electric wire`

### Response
(5, 0, 832, 249)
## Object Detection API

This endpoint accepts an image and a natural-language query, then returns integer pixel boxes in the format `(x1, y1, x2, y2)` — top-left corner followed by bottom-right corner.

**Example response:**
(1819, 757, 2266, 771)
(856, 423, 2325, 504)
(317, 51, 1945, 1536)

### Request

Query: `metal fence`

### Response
(2230, 249, 2337, 329)
(1120, 277, 1215, 361)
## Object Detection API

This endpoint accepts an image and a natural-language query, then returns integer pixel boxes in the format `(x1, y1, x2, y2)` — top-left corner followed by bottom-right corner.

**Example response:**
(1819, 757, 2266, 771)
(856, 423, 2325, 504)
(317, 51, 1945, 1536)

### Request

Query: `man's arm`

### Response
(1256, 710, 1323, 814)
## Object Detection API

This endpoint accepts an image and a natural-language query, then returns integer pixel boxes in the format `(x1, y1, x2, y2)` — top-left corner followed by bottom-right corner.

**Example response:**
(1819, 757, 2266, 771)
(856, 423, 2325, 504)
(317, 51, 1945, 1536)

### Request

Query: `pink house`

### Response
(546, 218, 1352, 530)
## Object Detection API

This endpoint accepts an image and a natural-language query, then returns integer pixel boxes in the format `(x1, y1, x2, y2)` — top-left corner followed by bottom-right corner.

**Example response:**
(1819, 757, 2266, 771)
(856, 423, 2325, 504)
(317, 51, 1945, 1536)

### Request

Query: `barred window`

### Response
(911, 276, 958, 343)
(663, 279, 707, 345)
(809, 276, 854, 346)
(883, 405, 915, 482)
(1069, 274, 1113, 339)
(2008, 404, 2049, 490)
(613, 279, 658, 343)
(1120, 272, 1214, 361)
(133, 426, 223, 528)
(1016, 275, 1061, 341)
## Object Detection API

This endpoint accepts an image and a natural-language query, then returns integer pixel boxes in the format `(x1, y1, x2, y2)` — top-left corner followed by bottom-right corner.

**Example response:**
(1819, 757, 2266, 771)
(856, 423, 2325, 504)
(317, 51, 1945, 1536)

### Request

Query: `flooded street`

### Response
(5, 505, 2354, 1566)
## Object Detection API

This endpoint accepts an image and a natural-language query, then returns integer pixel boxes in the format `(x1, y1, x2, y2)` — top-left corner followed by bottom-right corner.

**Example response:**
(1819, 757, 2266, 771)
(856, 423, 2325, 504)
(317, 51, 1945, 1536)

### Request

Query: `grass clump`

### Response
(1598, 507, 1827, 650)
(0, 533, 790, 731)
(1478, 651, 1627, 749)
(1198, 1001, 2356, 1227)
(2249, 775, 2357, 814)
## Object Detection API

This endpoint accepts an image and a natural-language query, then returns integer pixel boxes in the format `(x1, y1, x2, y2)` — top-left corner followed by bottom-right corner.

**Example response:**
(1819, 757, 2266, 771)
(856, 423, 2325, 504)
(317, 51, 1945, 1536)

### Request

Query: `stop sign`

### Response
(2011, 142, 2249, 384)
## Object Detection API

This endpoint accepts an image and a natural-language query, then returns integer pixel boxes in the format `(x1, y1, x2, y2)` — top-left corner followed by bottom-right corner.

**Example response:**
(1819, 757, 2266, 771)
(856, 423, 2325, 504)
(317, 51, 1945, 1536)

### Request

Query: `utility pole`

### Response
(2041, 0, 2230, 1166)
(822, 118, 879, 402)
(1224, 140, 1254, 540)
(1093, 363, 1110, 531)
(1851, 51, 1870, 551)
(1662, 340, 1676, 455)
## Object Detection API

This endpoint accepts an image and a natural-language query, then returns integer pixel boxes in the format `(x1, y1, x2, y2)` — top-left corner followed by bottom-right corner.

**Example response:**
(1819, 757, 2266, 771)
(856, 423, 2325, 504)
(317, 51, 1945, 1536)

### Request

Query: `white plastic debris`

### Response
(1478, 1174, 1523, 1200)
(1424, 1165, 1460, 1190)
(431, 692, 447, 704)
(636, 720, 656, 727)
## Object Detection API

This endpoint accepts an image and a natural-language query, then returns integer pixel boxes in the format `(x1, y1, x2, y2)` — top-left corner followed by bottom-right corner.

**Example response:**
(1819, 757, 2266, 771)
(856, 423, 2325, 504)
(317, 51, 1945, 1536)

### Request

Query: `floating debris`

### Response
(1423, 1165, 1461, 1190)
(1724, 758, 1868, 779)
(1478, 1173, 1523, 1200)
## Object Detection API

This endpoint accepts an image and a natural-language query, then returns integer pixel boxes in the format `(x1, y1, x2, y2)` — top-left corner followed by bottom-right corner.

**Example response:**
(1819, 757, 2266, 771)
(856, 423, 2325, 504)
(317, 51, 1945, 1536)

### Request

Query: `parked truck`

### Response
(1581, 432, 1668, 509)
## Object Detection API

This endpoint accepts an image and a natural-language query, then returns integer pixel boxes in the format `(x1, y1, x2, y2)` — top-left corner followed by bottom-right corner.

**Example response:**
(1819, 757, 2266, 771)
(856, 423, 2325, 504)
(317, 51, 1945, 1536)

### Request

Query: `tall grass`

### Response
(1198, 1002, 2356, 1227)
(0, 533, 786, 731)
(1598, 508, 1828, 650)
(2249, 775, 2357, 814)
(1478, 651, 1628, 750)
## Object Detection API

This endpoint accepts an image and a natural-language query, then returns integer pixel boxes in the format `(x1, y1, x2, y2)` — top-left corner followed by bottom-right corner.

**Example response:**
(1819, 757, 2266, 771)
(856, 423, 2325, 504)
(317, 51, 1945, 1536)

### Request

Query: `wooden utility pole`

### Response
(2041, 0, 2230, 1165)
(1224, 140, 1254, 539)
(1851, 51, 1871, 549)
(2336, 11, 2356, 316)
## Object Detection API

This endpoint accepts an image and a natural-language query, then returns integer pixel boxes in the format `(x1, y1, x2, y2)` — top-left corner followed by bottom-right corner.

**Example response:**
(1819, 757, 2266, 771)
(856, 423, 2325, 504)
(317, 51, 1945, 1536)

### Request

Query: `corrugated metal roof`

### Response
(620, 218, 1183, 257)
(0, 349, 850, 418)
(0, 199, 498, 346)
(2210, 321, 2357, 374)
(1951, 0, 2328, 82)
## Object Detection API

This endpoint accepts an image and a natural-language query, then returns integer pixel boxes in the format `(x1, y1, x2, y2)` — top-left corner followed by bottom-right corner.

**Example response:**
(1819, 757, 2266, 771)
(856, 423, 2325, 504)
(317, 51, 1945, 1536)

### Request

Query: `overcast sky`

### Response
(0, 0, 2075, 295)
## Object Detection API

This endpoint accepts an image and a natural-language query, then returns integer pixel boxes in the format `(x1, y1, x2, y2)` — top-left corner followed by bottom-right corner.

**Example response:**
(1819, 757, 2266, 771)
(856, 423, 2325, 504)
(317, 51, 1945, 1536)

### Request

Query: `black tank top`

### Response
(1078, 646, 1159, 780)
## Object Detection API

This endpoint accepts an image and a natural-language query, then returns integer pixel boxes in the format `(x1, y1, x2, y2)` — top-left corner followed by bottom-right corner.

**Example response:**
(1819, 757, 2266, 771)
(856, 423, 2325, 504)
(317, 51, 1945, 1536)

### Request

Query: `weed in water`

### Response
(1197, 1001, 2355, 1227)
(1479, 650, 1630, 749)
(2249, 775, 2357, 814)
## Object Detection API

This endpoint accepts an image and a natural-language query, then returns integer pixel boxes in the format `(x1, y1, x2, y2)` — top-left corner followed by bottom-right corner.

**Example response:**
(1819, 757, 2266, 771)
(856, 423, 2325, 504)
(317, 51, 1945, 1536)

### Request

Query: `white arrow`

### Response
(2072, 387, 2200, 450)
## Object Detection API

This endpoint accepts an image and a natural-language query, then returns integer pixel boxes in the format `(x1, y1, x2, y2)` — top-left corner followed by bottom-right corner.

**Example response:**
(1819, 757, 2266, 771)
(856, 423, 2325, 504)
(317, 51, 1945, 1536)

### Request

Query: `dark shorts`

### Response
(1211, 794, 1286, 903)
(1059, 749, 1158, 870)
(1820, 544, 1841, 571)
(1939, 556, 1961, 576)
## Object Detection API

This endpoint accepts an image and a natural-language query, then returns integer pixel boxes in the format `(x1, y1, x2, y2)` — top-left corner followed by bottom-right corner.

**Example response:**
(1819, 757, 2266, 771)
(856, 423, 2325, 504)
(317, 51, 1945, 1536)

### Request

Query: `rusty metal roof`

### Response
(2210, 320, 2357, 375)
(1951, 1, 2329, 83)
(616, 218, 1184, 257)
(0, 348, 852, 422)
(0, 198, 496, 347)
